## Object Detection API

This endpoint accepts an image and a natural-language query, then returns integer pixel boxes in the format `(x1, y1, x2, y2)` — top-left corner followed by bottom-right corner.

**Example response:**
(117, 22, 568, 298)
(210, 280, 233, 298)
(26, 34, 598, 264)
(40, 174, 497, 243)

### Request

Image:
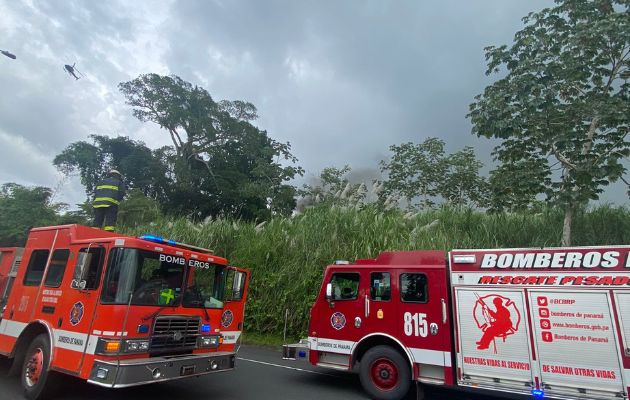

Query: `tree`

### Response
(117, 189, 162, 227)
(439, 147, 489, 207)
(54, 135, 169, 202)
(486, 159, 550, 212)
(0, 183, 83, 246)
(118, 74, 302, 220)
(380, 138, 447, 208)
(468, 0, 630, 245)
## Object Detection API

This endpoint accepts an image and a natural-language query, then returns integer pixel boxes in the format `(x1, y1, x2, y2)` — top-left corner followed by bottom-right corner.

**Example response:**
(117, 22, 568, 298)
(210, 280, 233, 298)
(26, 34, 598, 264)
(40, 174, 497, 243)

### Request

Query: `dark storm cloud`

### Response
(158, 0, 553, 178)
(1, 0, 626, 205)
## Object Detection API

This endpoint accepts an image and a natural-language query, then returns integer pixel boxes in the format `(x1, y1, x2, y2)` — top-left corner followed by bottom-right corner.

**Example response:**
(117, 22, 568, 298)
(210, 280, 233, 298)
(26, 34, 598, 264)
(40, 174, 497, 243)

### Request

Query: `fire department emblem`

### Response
(330, 312, 346, 330)
(472, 293, 520, 353)
(222, 310, 234, 328)
(69, 301, 84, 326)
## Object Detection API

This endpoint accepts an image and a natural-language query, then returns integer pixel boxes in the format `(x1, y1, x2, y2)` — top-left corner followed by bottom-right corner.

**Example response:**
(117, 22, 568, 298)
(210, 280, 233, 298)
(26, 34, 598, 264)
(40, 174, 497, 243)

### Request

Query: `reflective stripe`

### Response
(96, 185, 120, 191)
(103, 226, 115, 231)
(94, 197, 120, 205)
(93, 204, 111, 208)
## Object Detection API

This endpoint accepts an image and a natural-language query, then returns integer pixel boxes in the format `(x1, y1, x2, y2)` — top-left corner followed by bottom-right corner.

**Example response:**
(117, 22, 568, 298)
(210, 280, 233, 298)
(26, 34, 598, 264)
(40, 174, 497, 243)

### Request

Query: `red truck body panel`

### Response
(308, 251, 454, 385)
(299, 246, 630, 400)
(450, 246, 630, 400)
(0, 247, 19, 302)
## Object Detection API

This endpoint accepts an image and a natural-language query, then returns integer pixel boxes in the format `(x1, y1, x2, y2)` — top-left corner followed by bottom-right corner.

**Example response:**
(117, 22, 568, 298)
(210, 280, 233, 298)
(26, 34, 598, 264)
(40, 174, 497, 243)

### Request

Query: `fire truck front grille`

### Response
(150, 316, 201, 353)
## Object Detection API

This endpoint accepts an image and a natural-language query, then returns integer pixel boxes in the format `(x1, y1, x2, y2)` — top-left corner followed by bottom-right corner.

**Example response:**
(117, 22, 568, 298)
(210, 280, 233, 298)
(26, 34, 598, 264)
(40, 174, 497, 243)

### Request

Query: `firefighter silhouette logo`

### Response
(472, 294, 520, 353)
(69, 301, 84, 326)
(331, 312, 346, 330)
(221, 310, 234, 327)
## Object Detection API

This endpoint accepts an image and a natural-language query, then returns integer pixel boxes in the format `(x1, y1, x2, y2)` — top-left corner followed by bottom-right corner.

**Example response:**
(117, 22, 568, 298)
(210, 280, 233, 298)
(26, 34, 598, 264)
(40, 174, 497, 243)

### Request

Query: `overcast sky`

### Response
(0, 0, 627, 207)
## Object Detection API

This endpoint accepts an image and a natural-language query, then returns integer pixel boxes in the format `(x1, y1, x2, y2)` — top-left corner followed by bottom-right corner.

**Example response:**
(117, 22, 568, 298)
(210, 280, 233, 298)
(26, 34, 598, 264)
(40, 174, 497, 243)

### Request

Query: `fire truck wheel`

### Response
(359, 345, 411, 400)
(21, 334, 58, 400)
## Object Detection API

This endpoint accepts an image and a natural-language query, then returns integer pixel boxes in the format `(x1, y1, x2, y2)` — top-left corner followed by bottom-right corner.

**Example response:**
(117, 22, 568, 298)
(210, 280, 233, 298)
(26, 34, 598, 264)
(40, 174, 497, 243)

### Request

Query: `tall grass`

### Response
(122, 204, 630, 337)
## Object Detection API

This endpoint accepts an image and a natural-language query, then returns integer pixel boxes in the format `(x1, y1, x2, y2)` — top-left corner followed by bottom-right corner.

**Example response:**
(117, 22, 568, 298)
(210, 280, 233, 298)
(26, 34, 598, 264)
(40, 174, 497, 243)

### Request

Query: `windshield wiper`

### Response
(142, 305, 169, 322)
(140, 293, 181, 322)
(187, 286, 210, 321)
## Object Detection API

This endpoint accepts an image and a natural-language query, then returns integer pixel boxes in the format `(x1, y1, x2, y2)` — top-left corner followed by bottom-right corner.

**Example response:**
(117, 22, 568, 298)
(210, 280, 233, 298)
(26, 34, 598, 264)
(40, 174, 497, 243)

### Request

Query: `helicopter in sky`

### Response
(1, 50, 16, 59)
(64, 62, 83, 80)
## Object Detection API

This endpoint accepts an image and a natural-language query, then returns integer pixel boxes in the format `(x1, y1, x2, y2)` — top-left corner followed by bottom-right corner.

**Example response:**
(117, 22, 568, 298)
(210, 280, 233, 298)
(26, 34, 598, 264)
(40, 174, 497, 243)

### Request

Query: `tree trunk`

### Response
(562, 205, 573, 247)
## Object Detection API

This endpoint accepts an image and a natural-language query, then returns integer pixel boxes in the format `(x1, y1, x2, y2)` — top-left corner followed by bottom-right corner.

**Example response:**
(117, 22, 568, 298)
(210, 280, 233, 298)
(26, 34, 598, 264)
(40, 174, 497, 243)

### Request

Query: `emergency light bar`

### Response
(452, 254, 476, 264)
(141, 234, 176, 245)
(139, 234, 214, 254)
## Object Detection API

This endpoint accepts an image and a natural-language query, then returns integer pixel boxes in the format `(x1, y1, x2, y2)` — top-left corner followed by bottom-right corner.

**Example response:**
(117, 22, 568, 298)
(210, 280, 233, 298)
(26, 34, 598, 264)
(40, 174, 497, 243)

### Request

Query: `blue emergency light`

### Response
(201, 324, 211, 333)
(531, 389, 544, 398)
(140, 234, 177, 246)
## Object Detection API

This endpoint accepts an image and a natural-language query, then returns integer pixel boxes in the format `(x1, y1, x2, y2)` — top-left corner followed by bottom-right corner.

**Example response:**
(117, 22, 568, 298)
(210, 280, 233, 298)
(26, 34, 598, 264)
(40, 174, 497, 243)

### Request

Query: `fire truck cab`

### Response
(0, 225, 248, 400)
(284, 246, 630, 400)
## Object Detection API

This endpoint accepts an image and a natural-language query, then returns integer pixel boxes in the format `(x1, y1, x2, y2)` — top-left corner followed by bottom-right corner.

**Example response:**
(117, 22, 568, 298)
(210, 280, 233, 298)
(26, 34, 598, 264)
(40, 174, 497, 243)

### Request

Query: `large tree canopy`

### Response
(117, 74, 302, 220)
(54, 135, 169, 202)
(468, 0, 630, 245)
(379, 138, 488, 209)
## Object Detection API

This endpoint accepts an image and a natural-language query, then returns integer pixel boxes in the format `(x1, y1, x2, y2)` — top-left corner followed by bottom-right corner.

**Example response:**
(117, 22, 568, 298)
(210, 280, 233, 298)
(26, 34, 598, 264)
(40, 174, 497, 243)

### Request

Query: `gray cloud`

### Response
(0, 0, 626, 207)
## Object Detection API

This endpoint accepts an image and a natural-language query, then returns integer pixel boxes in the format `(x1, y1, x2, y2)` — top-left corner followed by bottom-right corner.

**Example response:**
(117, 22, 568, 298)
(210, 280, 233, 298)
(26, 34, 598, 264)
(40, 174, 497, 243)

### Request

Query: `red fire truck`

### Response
(0, 224, 248, 399)
(284, 246, 630, 400)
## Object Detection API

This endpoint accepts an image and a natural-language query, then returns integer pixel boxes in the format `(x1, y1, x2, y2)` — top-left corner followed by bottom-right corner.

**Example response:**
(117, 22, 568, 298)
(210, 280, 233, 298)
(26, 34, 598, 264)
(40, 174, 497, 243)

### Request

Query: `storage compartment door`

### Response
(456, 288, 533, 389)
(530, 291, 624, 399)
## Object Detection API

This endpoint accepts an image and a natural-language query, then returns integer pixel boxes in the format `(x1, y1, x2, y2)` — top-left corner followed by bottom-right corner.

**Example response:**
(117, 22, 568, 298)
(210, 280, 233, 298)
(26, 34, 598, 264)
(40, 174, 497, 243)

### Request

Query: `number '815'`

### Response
(403, 312, 428, 337)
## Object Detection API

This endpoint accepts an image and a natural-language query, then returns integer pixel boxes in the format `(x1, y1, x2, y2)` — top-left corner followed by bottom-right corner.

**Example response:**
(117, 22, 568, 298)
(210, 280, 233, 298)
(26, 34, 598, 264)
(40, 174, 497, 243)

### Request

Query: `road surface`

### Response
(0, 344, 510, 400)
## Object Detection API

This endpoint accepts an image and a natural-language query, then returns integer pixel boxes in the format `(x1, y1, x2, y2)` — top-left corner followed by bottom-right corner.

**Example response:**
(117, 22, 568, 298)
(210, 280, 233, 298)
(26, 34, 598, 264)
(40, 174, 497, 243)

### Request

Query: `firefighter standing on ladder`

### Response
(93, 169, 125, 231)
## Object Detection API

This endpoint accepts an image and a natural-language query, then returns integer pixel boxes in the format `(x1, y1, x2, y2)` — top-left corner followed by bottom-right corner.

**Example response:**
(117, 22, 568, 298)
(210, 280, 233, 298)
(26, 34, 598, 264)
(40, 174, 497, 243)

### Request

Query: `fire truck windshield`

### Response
(182, 264, 225, 309)
(101, 248, 185, 306)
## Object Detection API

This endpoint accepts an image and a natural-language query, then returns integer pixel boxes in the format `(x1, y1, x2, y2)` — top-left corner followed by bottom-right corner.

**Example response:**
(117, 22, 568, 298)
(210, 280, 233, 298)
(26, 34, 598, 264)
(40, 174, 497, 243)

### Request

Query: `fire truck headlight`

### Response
(124, 340, 150, 353)
(198, 335, 220, 348)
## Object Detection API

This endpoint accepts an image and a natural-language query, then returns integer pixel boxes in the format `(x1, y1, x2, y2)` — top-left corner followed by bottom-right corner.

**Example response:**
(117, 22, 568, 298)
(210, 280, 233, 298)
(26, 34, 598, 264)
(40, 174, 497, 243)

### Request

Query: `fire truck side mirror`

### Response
(71, 251, 90, 290)
(325, 283, 333, 300)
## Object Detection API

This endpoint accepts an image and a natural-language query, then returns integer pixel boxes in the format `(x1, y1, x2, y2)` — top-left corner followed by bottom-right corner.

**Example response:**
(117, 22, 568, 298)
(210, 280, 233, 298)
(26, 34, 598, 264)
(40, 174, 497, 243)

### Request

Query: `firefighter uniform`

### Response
(93, 173, 125, 231)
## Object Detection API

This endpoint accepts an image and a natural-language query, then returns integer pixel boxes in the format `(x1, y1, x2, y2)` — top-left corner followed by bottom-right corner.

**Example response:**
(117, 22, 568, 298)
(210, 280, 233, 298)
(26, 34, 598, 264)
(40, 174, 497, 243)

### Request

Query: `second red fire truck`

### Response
(284, 246, 630, 400)
(0, 224, 248, 399)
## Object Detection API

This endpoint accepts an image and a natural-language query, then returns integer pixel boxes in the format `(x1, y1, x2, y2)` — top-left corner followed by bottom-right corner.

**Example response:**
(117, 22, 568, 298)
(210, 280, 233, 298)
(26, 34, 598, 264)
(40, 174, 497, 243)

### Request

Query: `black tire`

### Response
(359, 345, 411, 400)
(21, 334, 58, 400)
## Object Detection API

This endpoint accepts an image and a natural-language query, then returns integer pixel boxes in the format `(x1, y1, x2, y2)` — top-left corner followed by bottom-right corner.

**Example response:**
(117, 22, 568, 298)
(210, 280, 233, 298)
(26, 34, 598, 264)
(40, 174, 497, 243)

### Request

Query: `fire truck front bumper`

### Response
(87, 351, 235, 388)
(282, 339, 310, 362)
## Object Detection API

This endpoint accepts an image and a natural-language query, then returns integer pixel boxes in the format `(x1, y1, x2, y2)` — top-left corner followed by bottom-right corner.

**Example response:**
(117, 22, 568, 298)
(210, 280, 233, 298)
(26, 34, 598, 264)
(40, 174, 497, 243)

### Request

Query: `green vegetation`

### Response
(0, 183, 87, 246)
(469, 0, 630, 245)
(122, 203, 630, 338)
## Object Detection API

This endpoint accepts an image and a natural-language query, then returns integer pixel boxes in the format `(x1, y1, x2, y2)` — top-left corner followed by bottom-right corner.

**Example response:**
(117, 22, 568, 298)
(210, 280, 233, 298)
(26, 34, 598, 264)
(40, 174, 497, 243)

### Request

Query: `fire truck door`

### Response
(396, 268, 449, 369)
(361, 270, 398, 337)
(55, 244, 108, 373)
(313, 271, 364, 361)
(221, 267, 249, 351)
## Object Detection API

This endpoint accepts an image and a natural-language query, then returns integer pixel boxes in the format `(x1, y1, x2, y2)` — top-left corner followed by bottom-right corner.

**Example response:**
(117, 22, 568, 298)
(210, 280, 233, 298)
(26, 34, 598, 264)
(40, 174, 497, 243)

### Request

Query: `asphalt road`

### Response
(0, 345, 509, 400)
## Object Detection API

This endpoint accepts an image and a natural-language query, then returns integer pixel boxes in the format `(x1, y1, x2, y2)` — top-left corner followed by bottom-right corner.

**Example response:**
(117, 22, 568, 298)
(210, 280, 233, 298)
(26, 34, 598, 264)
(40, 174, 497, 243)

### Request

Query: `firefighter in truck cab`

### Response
(0, 224, 248, 400)
(284, 246, 630, 400)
